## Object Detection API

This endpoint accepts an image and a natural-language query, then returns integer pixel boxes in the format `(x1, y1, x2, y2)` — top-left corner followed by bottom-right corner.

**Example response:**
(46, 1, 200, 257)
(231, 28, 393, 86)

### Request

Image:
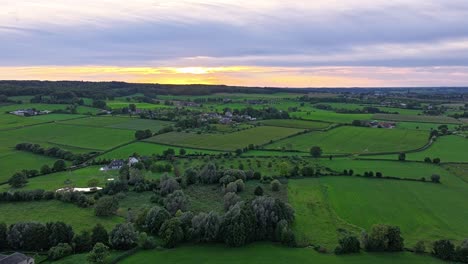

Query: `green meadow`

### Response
(291, 109, 372, 124)
(60, 116, 173, 131)
(266, 126, 428, 154)
(0, 151, 60, 183)
(373, 113, 462, 124)
(258, 119, 332, 130)
(146, 126, 303, 151)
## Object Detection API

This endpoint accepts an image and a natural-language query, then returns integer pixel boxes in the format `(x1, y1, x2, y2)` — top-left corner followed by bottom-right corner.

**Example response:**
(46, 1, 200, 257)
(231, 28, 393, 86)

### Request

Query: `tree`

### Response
(9, 172, 28, 188)
(159, 175, 180, 196)
(251, 197, 295, 241)
(335, 235, 360, 254)
(279, 162, 289, 177)
(48, 243, 73, 261)
(254, 186, 264, 196)
(40, 164, 52, 174)
(271, 180, 281, 191)
(301, 166, 315, 177)
(221, 202, 256, 247)
(191, 211, 222, 243)
(7, 222, 48, 251)
(433, 157, 441, 164)
(91, 224, 109, 246)
(145, 206, 171, 235)
(159, 218, 184, 248)
(414, 241, 426, 253)
(362, 224, 404, 252)
(129, 103, 137, 112)
(184, 168, 198, 185)
(179, 148, 186, 156)
(431, 174, 441, 183)
(310, 146, 322, 158)
(109, 223, 137, 250)
(137, 232, 156, 250)
(424, 157, 432, 163)
(87, 243, 109, 264)
(46, 221, 74, 247)
(224, 192, 241, 211)
(456, 239, 468, 263)
(92, 100, 107, 109)
(0, 223, 7, 250)
(398, 152, 406, 161)
(432, 239, 455, 261)
(94, 196, 119, 216)
(53, 159, 67, 171)
(164, 190, 190, 215)
(73, 230, 93, 253)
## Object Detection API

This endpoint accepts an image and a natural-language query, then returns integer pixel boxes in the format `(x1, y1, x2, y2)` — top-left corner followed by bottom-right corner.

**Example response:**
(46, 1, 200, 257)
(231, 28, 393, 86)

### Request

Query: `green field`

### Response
(364, 135, 468, 163)
(146, 126, 303, 151)
(258, 119, 332, 130)
(0, 123, 135, 153)
(119, 243, 443, 264)
(105, 101, 170, 110)
(291, 109, 372, 124)
(395, 121, 460, 131)
(0, 200, 122, 231)
(99, 142, 222, 160)
(0, 151, 61, 183)
(266, 126, 428, 154)
(373, 113, 462, 124)
(60, 116, 173, 131)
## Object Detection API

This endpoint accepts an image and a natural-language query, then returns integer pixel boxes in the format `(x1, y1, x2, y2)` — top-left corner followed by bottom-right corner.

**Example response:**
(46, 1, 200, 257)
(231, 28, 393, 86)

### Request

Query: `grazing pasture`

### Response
(291, 109, 372, 124)
(373, 113, 462, 124)
(99, 142, 221, 160)
(395, 121, 460, 131)
(0, 200, 122, 231)
(120, 243, 444, 264)
(105, 101, 170, 110)
(258, 119, 332, 130)
(266, 126, 428, 154)
(364, 135, 468, 163)
(146, 126, 303, 151)
(0, 151, 61, 183)
(60, 116, 173, 131)
(0, 123, 135, 152)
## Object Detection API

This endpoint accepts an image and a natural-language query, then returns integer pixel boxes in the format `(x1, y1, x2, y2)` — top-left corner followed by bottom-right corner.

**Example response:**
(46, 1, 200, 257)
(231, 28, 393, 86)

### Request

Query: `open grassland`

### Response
(119, 243, 444, 264)
(291, 110, 372, 124)
(266, 126, 428, 154)
(0, 200, 122, 231)
(0, 151, 60, 183)
(60, 116, 173, 131)
(105, 101, 171, 110)
(0, 103, 101, 115)
(259, 119, 332, 130)
(364, 135, 468, 163)
(99, 142, 221, 160)
(322, 176, 468, 246)
(242, 150, 310, 157)
(443, 163, 468, 183)
(28, 114, 87, 122)
(395, 121, 460, 131)
(319, 103, 423, 115)
(146, 126, 303, 151)
(0, 123, 135, 153)
(373, 113, 462, 124)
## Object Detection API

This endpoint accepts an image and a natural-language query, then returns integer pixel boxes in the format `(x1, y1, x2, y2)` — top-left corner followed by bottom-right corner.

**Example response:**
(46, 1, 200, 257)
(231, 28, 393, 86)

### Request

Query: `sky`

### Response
(1, 0, 468, 87)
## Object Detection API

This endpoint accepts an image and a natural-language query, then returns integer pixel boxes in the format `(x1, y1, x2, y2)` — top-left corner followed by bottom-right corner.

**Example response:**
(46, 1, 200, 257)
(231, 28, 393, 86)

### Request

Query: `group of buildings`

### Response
(9, 109, 51, 116)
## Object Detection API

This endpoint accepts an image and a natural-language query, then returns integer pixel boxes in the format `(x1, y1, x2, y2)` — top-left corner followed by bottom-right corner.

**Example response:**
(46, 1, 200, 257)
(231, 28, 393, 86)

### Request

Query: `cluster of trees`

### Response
(235, 107, 289, 119)
(362, 224, 404, 252)
(134, 129, 153, 140)
(15, 143, 94, 164)
(8, 160, 67, 188)
(0, 189, 94, 208)
(424, 157, 441, 164)
(432, 239, 468, 263)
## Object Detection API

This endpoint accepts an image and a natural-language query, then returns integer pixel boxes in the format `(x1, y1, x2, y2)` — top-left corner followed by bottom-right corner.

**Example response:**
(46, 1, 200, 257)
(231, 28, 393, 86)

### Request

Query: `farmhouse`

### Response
(56, 187, 103, 193)
(368, 120, 396, 129)
(100, 157, 139, 171)
(0, 252, 34, 264)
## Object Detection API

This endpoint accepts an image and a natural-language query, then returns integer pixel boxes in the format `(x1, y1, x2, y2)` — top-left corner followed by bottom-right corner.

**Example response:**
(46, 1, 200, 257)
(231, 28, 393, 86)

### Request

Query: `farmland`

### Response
(0, 84, 467, 264)
(146, 126, 303, 151)
(266, 126, 428, 154)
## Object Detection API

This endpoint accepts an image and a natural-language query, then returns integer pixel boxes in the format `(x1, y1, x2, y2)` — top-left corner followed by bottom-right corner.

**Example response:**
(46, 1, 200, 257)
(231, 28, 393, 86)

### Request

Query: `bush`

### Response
(271, 180, 281, 191)
(335, 235, 360, 254)
(91, 224, 109, 246)
(362, 224, 404, 252)
(431, 174, 441, 183)
(137, 232, 156, 250)
(9, 172, 28, 188)
(159, 175, 180, 196)
(164, 190, 189, 215)
(73, 230, 93, 253)
(48, 243, 72, 260)
(432, 239, 455, 261)
(87, 242, 109, 264)
(414, 240, 426, 253)
(254, 186, 264, 196)
(145, 206, 171, 235)
(94, 196, 119, 216)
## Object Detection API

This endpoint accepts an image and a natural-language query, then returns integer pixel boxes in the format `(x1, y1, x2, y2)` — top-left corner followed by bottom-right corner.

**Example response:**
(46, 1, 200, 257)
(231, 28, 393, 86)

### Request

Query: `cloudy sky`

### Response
(2, 0, 468, 87)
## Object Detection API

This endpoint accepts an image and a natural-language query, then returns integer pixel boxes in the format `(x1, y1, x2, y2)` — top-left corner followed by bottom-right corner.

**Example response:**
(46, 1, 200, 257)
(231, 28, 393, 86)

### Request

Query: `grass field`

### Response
(0, 200, 122, 231)
(373, 113, 462, 124)
(60, 116, 173, 131)
(0, 151, 61, 183)
(0, 123, 135, 153)
(146, 126, 303, 151)
(258, 119, 332, 130)
(364, 135, 468, 163)
(105, 101, 170, 110)
(119, 243, 444, 264)
(321, 176, 468, 246)
(395, 121, 460, 131)
(242, 150, 310, 157)
(266, 126, 428, 154)
(99, 142, 221, 160)
(291, 109, 372, 124)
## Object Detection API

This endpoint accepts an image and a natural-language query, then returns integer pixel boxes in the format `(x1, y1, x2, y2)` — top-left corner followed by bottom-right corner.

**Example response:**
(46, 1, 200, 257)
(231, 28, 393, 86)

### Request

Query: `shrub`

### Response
(254, 186, 264, 196)
(87, 243, 109, 264)
(48, 243, 72, 260)
(424, 157, 432, 163)
(159, 218, 184, 248)
(159, 175, 180, 196)
(362, 224, 404, 252)
(433, 239, 455, 261)
(271, 180, 281, 191)
(137, 232, 156, 250)
(145, 206, 171, 235)
(335, 235, 360, 254)
(431, 174, 441, 183)
(223, 192, 241, 211)
(164, 190, 189, 215)
(91, 224, 109, 246)
(73, 230, 93, 253)
(94, 196, 119, 216)
(414, 240, 426, 253)
(109, 223, 138, 250)
(9, 172, 28, 188)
